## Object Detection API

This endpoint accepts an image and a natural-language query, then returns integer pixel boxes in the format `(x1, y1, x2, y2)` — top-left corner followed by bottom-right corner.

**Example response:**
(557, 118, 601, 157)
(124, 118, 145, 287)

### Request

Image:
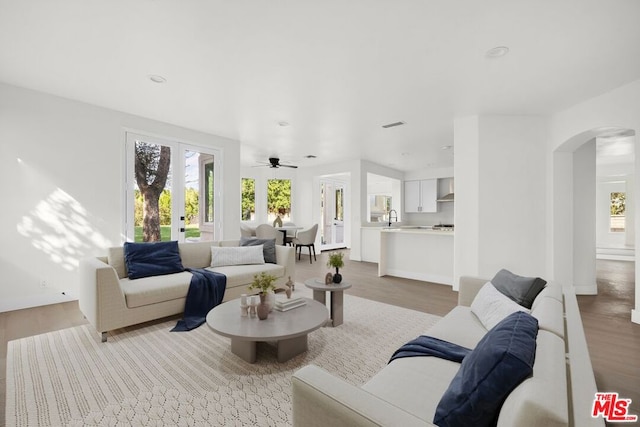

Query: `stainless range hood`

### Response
(437, 178, 454, 202)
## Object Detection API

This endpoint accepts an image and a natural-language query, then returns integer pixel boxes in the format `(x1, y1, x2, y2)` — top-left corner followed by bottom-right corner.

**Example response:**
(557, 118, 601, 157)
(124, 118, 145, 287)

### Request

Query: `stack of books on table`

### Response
(274, 296, 306, 312)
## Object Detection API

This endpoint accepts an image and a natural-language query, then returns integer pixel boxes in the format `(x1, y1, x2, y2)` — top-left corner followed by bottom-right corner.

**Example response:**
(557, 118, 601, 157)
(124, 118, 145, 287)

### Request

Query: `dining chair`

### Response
(240, 223, 256, 238)
(292, 224, 318, 263)
(282, 221, 297, 246)
(256, 223, 284, 245)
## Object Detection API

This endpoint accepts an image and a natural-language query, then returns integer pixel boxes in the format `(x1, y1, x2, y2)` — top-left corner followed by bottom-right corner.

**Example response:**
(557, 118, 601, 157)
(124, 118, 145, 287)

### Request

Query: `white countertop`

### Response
(379, 227, 454, 236)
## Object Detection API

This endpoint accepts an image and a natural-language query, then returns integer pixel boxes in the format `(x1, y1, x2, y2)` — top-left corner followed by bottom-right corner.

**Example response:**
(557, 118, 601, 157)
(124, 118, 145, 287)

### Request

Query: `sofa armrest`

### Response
(292, 365, 430, 427)
(275, 245, 295, 281)
(563, 285, 605, 427)
(78, 257, 127, 335)
(458, 276, 489, 306)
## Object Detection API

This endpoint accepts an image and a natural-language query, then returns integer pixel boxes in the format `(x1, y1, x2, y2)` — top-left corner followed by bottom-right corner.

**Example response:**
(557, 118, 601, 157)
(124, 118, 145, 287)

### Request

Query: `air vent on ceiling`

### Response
(382, 121, 406, 129)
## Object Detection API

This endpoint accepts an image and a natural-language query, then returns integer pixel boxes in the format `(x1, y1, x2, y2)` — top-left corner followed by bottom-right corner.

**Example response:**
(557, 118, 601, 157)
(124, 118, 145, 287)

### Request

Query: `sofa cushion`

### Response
(471, 282, 530, 330)
(497, 331, 568, 427)
(491, 269, 547, 309)
(531, 284, 563, 308)
(120, 271, 193, 308)
(179, 241, 219, 269)
(530, 296, 565, 338)
(434, 311, 538, 427)
(240, 237, 277, 263)
(426, 306, 488, 350)
(211, 245, 264, 267)
(362, 356, 461, 422)
(207, 263, 284, 288)
(124, 241, 184, 280)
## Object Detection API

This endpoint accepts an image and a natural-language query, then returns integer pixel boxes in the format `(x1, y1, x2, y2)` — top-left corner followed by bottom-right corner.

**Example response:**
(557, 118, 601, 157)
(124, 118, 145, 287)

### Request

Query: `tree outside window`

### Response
(241, 178, 255, 221)
(610, 192, 626, 232)
(267, 179, 291, 223)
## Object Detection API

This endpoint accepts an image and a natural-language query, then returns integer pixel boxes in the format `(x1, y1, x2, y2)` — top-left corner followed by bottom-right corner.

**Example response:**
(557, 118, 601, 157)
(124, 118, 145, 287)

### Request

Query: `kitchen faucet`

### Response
(388, 209, 398, 227)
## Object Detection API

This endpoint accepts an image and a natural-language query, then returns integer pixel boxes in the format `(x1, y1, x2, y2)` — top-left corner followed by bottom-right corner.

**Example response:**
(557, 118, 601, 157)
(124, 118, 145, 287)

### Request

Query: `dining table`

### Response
(275, 226, 303, 245)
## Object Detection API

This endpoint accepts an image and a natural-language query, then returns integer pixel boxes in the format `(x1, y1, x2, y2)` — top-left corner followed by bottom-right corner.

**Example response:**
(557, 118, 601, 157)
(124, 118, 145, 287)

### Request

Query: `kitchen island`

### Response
(378, 227, 454, 285)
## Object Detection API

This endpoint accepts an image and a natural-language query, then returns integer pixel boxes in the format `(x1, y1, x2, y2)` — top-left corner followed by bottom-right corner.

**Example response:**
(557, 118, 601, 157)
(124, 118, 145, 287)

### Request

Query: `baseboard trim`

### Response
(383, 268, 453, 286)
(0, 292, 76, 313)
(596, 254, 635, 261)
(573, 283, 598, 295)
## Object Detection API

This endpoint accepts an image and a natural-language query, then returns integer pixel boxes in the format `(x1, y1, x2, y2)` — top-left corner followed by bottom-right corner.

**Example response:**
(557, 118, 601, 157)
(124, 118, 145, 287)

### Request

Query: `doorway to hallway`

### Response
(319, 178, 347, 251)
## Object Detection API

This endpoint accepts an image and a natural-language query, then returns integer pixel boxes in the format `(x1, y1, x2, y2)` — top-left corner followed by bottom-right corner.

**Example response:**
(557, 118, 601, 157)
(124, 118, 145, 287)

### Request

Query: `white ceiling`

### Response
(1, 0, 640, 171)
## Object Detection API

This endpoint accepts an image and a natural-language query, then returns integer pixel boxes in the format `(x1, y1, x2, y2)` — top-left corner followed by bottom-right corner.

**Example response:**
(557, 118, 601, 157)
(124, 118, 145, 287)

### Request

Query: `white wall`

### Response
(454, 115, 548, 288)
(573, 141, 597, 293)
(0, 83, 241, 311)
(453, 116, 480, 289)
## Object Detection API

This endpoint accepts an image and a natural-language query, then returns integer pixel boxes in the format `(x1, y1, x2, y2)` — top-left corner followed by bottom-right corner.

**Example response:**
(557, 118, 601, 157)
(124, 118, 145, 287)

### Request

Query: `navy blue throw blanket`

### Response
(171, 268, 226, 332)
(389, 335, 471, 364)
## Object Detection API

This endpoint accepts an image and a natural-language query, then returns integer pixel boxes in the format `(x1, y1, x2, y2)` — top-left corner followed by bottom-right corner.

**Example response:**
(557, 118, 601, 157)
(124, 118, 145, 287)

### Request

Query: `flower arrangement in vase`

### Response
(327, 252, 345, 284)
(248, 272, 277, 319)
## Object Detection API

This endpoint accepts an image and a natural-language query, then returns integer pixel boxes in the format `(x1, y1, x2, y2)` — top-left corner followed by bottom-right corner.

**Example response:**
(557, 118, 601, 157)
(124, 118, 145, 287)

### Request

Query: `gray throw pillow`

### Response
(240, 237, 277, 263)
(491, 269, 547, 309)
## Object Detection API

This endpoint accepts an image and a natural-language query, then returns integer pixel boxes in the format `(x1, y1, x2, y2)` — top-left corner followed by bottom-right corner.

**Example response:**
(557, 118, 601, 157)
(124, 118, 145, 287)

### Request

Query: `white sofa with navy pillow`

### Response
(79, 238, 295, 342)
(291, 270, 604, 427)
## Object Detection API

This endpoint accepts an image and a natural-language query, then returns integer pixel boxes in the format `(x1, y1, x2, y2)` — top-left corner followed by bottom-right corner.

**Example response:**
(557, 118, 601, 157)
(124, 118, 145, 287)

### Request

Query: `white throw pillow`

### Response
(471, 282, 531, 330)
(210, 245, 265, 267)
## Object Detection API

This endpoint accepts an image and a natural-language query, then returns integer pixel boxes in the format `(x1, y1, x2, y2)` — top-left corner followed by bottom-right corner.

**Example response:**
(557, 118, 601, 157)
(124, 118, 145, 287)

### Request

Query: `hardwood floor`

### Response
(578, 259, 640, 419)
(1, 252, 638, 425)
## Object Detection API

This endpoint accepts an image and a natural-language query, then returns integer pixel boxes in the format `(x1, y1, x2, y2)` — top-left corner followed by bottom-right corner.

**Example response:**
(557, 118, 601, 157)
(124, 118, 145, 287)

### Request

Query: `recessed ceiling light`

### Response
(148, 74, 166, 83)
(278, 121, 290, 127)
(485, 46, 509, 58)
(441, 145, 453, 150)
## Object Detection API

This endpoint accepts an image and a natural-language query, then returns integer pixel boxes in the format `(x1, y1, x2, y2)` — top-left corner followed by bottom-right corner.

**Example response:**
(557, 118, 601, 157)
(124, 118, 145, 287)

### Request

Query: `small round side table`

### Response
(304, 278, 352, 326)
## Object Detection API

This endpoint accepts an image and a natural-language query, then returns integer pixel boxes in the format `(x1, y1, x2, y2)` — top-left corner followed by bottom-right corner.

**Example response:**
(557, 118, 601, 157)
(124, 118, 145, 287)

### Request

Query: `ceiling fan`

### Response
(256, 157, 298, 169)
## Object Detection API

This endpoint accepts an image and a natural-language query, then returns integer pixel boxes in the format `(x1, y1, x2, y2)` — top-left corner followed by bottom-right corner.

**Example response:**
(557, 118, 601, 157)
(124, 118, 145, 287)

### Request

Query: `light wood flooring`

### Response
(1, 251, 638, 425)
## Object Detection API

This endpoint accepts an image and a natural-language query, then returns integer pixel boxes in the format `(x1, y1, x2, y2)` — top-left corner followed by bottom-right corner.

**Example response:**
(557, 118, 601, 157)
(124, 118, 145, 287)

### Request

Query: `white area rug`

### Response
(6, 291, 440, 426)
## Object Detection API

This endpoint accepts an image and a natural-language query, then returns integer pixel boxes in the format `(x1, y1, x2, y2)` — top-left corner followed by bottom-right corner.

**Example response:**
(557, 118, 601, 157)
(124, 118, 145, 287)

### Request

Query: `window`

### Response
(267, 179, 291, 222)
(610, 192, 626, 232)
(241, 178, 255, 221)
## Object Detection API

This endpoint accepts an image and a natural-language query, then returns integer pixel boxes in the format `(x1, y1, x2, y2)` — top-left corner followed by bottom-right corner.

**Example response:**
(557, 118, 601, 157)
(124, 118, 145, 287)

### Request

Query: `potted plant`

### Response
(249, 272, 277, 319)
(327, 252, 345, 284)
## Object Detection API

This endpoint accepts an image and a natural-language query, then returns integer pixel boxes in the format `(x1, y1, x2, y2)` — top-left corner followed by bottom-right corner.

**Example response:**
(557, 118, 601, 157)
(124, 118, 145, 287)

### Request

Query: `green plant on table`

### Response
(327, 252, 345, 270)
(249, 272, 277, 294)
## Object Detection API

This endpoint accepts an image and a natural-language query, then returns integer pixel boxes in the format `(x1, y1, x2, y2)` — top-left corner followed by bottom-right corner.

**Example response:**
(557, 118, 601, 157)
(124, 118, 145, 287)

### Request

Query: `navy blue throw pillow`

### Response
(240, 237, 277, 263)
(123, 241, 184, 280)
(433, 311, 538, 427)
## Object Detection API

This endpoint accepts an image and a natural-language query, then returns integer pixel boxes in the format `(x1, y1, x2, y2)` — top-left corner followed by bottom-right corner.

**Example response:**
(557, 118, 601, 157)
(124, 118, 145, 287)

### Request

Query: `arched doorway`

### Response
(552, 127, 637, 322)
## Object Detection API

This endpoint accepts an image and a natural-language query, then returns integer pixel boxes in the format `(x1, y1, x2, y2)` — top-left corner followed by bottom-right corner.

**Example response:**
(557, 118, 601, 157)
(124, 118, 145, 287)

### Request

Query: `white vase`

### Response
(266, 291, 275, 312)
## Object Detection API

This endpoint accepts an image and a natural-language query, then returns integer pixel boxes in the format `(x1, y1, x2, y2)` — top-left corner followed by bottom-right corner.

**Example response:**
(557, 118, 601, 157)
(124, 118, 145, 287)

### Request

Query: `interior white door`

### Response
(320, 179, 346, 251)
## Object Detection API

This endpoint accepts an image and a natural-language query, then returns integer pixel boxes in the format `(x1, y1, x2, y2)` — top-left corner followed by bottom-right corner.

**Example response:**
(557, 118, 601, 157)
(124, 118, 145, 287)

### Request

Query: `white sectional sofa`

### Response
(79, 240, 295, 342)
(291, 276, 604, 427)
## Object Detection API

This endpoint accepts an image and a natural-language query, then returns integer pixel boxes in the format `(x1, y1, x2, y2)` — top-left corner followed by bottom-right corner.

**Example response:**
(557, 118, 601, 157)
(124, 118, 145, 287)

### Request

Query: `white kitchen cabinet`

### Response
(404, 179, 437, 213)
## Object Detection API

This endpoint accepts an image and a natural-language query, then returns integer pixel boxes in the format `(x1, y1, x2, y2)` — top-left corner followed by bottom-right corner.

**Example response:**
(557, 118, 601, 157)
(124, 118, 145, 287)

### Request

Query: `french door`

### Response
(125, 132, 221, 243)
(319, 179, 347, 251)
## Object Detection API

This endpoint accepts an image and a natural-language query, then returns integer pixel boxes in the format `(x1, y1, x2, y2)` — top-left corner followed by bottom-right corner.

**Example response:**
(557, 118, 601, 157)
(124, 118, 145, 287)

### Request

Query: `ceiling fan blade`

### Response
(279, 164, 298, 168)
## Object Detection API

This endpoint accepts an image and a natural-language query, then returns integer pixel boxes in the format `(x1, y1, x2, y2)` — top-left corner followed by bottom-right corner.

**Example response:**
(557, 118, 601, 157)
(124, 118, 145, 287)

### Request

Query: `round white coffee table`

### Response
(304, 278, 352, 327)
(206, 297, 328, 363)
